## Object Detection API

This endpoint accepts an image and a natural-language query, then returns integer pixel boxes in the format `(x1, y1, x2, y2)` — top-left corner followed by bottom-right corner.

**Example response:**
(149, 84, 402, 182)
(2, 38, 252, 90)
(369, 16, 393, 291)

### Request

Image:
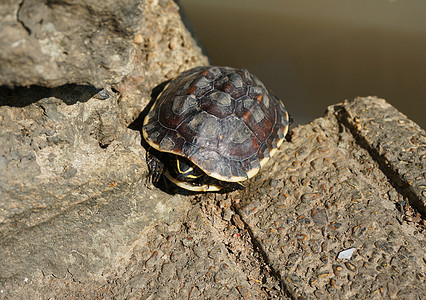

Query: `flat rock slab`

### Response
(0, 97, 425, 299)
(1, 179, 188, 297)
(234, 97, 425, 298)
(342, 98, 426, 215)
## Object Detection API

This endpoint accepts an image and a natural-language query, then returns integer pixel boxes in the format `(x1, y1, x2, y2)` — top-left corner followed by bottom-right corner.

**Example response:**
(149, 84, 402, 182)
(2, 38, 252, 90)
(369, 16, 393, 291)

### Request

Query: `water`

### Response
(179, 0, 426, 128)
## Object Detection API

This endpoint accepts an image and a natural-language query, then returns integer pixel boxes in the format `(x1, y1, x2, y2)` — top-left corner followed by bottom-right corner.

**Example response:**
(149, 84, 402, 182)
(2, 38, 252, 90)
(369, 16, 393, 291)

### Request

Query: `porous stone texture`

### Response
(1, 0, 425, 299)
(341, 98, 426, 215)
(235, 98, 425, 298)
(99, 202, 282, 299)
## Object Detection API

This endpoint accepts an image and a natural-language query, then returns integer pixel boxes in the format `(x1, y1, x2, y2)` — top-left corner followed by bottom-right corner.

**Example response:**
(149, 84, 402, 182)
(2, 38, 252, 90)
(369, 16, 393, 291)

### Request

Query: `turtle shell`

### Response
(142, 66, 289, 183)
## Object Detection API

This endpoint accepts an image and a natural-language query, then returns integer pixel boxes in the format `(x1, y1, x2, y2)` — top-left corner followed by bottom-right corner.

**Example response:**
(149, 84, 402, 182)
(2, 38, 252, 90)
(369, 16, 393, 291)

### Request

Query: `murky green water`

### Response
(180, 0, 426, 128)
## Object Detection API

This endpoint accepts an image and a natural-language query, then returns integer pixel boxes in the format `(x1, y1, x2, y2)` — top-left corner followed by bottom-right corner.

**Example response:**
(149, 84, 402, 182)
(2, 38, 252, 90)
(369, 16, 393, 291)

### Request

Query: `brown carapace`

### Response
(143, 66, 290, 192)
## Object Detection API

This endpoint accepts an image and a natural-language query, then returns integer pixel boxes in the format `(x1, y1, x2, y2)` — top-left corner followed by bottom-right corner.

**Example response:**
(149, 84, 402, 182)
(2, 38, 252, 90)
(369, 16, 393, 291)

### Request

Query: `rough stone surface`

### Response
(2, 95, 424, 299)
(235, 98, 425, 298)
(0, 0, 209, 297)
(341, 98, 426, 215)
(0, 0, 144, 88)
(0, 0, 207, 227)
(99, 201, 283, 299)
(0, 0, 205, 89)
(1, 179, 187, 298)
(0, 0, 425, 299)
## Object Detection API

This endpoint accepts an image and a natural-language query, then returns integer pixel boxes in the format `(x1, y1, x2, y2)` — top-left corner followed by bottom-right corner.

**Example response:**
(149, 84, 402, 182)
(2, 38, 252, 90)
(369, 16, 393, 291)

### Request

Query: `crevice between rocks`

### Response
(230, 203, 296, 300)
(335, 105, 426, 218)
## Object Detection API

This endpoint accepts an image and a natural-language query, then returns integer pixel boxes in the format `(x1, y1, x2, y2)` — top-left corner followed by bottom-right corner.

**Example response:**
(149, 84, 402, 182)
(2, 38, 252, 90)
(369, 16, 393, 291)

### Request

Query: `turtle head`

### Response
(169, 156, 204, 182)
(160, 154, 245, 192)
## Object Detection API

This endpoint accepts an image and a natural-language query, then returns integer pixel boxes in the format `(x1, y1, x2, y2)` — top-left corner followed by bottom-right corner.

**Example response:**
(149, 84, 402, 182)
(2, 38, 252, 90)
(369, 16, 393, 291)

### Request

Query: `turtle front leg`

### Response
(146, 149, 164, 185)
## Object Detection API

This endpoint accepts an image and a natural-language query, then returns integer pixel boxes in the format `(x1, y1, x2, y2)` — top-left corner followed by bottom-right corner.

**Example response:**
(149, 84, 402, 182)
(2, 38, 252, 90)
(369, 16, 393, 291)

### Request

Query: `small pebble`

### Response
(232, 214, 245, 230)
(133, 33, 143, 44)
(337, 248, 356, 260)
(344, 262, 357, 272)
(333, 264, 343, 276)
(269, 179, 279, 187)
(222, 207, 233, 222)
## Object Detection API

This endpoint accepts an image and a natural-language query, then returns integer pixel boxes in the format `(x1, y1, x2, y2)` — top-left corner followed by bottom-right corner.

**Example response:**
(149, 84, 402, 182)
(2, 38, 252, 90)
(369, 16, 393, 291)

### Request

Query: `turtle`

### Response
(142, 66, 290, 192)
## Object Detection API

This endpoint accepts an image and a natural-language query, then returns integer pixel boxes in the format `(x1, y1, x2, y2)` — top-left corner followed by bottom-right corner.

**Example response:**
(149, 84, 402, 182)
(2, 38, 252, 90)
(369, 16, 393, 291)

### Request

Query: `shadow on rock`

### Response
(0, 84, 106, 107)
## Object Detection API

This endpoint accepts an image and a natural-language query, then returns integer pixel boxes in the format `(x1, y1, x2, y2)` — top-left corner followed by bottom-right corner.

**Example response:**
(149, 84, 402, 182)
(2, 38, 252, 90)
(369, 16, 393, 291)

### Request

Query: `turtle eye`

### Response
(174, 157, 203, 182)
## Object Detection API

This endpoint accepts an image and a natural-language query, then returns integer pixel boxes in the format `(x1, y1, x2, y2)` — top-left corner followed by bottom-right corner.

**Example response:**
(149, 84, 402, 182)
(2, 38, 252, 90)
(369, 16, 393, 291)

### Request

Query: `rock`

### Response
(0, 0, 207, 225)
(0, 0, 144, 88)
(0, 0, 425, 298)
(0, 0, 207, 90)
(341, 97, 426, 215)
(0, 0, 208, 297)
(235, 97, 426, 298)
